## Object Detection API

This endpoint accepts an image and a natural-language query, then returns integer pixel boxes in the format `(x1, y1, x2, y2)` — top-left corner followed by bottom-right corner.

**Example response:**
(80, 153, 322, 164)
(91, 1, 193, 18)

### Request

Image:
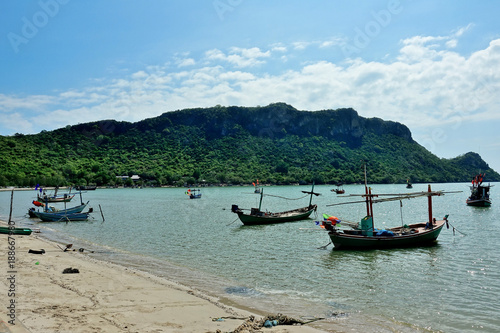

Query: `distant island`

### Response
(1, 103, 499, 187)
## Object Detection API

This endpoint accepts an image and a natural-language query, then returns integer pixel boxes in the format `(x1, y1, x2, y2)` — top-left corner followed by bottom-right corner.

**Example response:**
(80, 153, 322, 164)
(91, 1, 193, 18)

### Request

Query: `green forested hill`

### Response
(1, 103, 498, 187)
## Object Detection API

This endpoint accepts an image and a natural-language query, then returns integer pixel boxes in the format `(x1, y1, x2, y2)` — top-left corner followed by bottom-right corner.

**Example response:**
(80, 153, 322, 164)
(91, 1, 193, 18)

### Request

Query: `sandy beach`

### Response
(0, 223, 327, 333)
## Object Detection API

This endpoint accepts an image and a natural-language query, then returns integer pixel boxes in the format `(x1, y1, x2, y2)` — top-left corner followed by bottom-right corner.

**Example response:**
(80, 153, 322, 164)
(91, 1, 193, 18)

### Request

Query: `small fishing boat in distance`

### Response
(466, 173, 492, 207)
(75, 185, 97, 191)
(186, 188, 202, 199)
(253, 180, 261, 193)
(331, 182, 345, 194)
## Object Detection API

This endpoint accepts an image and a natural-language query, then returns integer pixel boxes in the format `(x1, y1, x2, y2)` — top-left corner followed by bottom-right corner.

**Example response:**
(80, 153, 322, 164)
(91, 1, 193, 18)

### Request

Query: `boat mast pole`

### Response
(427, 184, 433, 225)
(369, 187, 374, 218)
(309, 182, 315, 207)
(364, 164, 370, 217)
(363, 163, 375, 230)
(258, 188, 264, 211)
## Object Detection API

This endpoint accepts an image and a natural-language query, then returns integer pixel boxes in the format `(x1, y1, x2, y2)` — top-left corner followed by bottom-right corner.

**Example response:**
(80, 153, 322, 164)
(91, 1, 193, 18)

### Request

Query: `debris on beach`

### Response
(28, 249, 45, 254)
(58, 243, 94, 253)
(231, 314, 308, 332)
(62, 267, 80, 274)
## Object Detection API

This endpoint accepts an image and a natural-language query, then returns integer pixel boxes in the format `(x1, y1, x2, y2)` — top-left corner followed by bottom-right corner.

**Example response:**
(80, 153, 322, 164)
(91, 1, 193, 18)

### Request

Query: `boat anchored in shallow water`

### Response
(466, 173, 492, 207)
(318, 166, 458, 249)
(231, 184, 319, 226)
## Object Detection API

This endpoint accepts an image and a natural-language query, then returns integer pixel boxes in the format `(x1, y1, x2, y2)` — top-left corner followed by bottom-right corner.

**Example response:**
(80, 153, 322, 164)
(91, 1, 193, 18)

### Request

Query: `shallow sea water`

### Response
(1, 182, 499, 332)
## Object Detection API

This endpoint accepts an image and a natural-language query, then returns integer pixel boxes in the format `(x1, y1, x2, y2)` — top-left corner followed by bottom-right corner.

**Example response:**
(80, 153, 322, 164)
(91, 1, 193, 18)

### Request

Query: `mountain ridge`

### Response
(1, 103, 498, 187)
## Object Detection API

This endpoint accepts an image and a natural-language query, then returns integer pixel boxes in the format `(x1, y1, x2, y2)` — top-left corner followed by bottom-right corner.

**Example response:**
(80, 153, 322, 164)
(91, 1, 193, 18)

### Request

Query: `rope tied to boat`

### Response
(263, 193, 310, 200)
(446, 220, 467, 236)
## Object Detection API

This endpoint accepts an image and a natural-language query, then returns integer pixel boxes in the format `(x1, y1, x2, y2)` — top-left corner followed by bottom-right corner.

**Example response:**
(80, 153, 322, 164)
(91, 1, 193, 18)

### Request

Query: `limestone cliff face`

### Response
(148, 103, 413, 145)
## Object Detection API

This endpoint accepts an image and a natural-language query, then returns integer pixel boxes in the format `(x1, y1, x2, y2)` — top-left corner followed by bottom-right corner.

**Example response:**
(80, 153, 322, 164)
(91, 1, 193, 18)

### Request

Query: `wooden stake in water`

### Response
(99, 204, 105, 222)
(8, 190, 14, 223)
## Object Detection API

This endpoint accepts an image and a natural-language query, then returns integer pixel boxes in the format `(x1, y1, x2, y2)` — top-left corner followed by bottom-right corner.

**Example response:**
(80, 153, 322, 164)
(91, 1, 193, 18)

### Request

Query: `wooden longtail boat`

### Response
(33, 192, 92, 222)
(231, 184, 319, 226)
(37, 193, 75, 203)
(29, 201, 89, 218)
(319, 166, 456, 250)
(33, 211, 91, 222)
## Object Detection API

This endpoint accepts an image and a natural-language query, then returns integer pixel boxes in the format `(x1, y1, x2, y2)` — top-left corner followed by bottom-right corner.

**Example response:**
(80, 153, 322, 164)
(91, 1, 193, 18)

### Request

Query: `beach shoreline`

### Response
(0, 221, 327, 333)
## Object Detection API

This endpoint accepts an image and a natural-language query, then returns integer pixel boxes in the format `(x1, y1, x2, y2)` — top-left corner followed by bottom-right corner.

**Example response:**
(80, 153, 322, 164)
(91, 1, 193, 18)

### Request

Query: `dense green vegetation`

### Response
(1, 103, 498, 187)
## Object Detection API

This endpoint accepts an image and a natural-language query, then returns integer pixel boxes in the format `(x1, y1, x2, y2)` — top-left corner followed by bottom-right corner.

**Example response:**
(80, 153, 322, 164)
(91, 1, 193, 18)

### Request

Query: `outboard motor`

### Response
(231, 205, 239, 213)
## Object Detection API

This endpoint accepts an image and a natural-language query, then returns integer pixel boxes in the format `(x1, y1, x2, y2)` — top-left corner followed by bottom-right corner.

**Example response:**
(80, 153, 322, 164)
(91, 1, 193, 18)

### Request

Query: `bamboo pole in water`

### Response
(99, 204, 105, 222)
(8, 190, 13, 223)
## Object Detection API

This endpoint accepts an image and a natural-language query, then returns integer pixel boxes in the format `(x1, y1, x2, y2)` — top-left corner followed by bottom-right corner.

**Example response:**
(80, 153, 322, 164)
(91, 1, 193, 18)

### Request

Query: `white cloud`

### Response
(205, 47, 270, 68)
(131, 71, 148, 79)
(0, 94, 54, 112)
(271, 45, 287, 52)
(292, 41, 311, 50)
(2, 30, 500, 143)
(177, 58, 196, 67)
(453, 23, 474, 37)
(0, 112, 34, 133)
(445, 39, 458, 48)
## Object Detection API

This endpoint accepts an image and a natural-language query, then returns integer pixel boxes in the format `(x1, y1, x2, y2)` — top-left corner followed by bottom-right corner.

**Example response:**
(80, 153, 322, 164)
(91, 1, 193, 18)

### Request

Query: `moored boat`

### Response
(29, 201, 89, 218)
(231, 184, 319, 225)
(331, 183, 345, 194)
(233, 205, 317, 225)
(253, 180, 261, 193)
(318, 166, 456, 249)
(37, 193, 75, 203)
(324, 217, 447, 249)
(466, 174, 492, 207)
(33, 210, 92, 222)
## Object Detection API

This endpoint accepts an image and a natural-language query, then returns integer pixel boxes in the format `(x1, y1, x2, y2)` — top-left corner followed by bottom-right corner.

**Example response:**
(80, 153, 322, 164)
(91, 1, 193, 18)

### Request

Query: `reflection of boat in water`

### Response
(466, 173, 492, 207)
(231, 184, 319, 225)
(318, 166, 455, 250)
(186, 189, 202, 199)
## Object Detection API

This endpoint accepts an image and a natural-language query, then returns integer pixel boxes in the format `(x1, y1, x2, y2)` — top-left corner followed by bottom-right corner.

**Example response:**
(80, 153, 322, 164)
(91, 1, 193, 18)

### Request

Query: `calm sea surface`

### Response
(1, 183, 499, 332)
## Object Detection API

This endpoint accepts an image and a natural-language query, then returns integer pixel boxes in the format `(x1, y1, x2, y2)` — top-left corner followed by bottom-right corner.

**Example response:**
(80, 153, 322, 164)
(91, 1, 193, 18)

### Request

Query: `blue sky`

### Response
(1, 0, 500, 173)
